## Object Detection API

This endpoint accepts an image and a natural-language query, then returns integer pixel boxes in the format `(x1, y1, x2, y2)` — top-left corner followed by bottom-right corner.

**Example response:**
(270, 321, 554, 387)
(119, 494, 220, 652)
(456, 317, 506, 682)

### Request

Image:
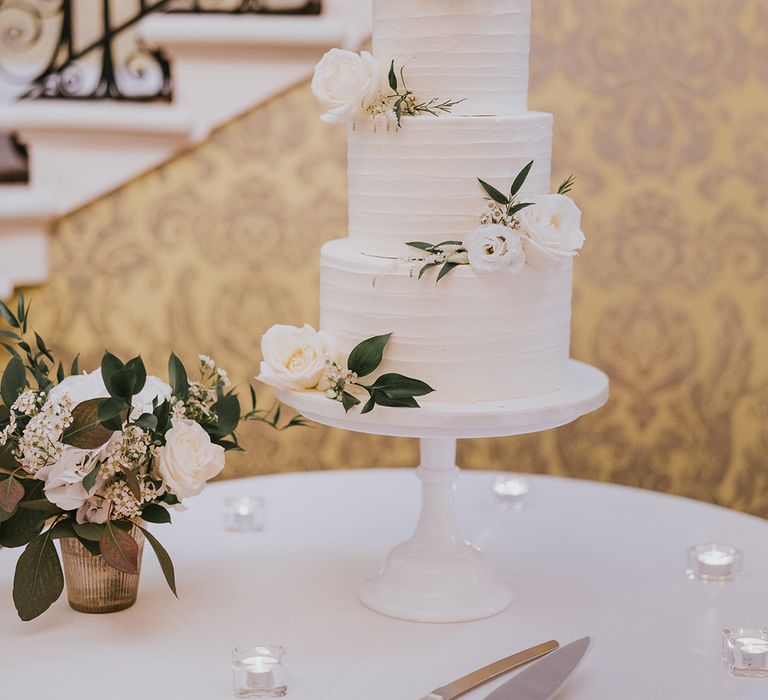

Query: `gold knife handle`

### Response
(426, 639, 560, 700)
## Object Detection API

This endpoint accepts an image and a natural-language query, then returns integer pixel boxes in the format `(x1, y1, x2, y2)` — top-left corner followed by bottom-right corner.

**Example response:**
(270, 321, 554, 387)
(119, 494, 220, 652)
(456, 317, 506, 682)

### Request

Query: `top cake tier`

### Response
(373, 0, 532, 116)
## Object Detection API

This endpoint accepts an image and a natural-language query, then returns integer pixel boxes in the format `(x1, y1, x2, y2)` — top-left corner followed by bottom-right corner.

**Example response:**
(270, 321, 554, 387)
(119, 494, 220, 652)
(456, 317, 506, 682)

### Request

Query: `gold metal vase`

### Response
(60, 523, 145, 614)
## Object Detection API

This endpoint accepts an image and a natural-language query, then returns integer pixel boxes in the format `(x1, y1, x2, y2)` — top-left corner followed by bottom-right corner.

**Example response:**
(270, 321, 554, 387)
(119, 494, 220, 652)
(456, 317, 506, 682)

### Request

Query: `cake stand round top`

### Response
(275, 360, 609, 439)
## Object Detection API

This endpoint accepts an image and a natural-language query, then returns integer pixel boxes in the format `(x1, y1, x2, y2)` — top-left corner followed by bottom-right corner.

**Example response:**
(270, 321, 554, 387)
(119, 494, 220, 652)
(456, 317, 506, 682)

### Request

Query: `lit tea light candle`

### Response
(723, 628, 768, 677)
(232, 645, 288, 697)
(224, 496, 265, 532)
(687, 543, 742, 582)
(492, 474, 530, 508)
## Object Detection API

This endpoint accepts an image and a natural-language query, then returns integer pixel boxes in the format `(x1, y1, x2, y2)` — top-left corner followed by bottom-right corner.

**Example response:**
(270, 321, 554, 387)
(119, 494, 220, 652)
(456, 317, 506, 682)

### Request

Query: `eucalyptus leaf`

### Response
(62, 398, 116, 449)
(100, 352, 124, 390)
(72, 522, 106, 542)
(347, 333, 392, 378)
(135, 413, 158, 432)
(0, 481, 47, 547)
(478, 179, 509, 205)
(0, 475, 24, 513)
(136, 524, 177, 597)
(48, 520, 77, 540)
(99, 522, 140, 574)
(124, 356, 147, 396)
(13, 530, 63, 621)
(509, 160, 534, 198)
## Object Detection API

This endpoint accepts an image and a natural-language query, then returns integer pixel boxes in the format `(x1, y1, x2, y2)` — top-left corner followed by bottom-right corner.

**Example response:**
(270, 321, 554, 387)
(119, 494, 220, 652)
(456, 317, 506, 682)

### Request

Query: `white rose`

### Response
(258, 324, 338, 391)
(155, 418, 225, 500)
(47, 369, 171, 419)
(311, 49, 380, 124)
(518, 194, 585, 268)
(463, 224, 525, 273)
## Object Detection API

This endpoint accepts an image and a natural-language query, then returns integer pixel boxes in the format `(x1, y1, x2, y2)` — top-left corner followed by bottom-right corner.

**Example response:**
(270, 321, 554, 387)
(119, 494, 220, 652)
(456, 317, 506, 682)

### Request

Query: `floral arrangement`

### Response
(258, 324, 433, 413)
(311, 48, 464, 128)
(401, 162, 586, 283)
(0, 297, 298, 621)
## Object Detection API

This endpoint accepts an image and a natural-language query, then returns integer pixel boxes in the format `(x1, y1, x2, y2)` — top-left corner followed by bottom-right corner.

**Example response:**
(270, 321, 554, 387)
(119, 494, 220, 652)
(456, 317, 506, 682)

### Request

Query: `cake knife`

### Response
(418, 639, 559, 700)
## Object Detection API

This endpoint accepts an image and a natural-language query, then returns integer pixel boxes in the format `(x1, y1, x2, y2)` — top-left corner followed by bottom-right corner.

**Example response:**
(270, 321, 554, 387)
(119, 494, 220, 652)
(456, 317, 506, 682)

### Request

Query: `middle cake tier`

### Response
(320, 239, 573, 403)
(348, 112, 553, 257)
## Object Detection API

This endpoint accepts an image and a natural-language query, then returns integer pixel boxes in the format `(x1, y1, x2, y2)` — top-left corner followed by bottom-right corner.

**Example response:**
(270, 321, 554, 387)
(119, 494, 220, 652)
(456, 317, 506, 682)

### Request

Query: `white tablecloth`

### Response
(2, 469, 767, 700)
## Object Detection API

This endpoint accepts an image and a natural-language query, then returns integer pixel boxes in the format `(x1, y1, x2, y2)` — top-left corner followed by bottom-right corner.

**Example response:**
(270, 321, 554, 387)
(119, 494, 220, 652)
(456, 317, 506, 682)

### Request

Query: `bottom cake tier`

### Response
(319, 239, 573, 402)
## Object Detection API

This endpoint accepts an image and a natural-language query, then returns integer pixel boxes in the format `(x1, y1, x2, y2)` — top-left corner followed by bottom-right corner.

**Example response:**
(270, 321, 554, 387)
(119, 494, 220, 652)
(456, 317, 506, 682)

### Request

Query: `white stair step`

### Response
(138, 15, 347, 135)
(0, 186, 53, 297)
(0, 102, 197, 213)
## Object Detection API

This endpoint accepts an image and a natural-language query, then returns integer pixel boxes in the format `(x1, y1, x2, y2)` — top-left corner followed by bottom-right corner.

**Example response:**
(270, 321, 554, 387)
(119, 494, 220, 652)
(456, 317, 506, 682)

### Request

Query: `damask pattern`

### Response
(13, 0, 768, 516)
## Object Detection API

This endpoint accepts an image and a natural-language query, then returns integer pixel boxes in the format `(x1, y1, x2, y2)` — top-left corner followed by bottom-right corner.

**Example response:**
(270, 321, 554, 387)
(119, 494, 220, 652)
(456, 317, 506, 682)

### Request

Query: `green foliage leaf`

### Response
(0, 475, 24, 513)
(55, 362, 65, 383)
(436, 262, 460, 283)
(153, 399, 171, 435)
(557, 174, 576, 196)
(72, 522, 106, 542)
(373, 393, 420, 409)
(211, 394, 240, 438)
(1, 356, 26, 408)
(1, 343, 21, 360)
(34, 332, 54, 363)
(82, 462, 102, 494)
(70, 354, 80, 376)
(140, 503, 171, 524)
(124, 356, 147, 397)
(369, 374, 435, 398)
(18, 499, 61, 516)
(121, 467, 142, 502)
(347, 333, 392, 378)
(100, 351, 123, 386)
(0, 299, 20, 328)
(341, 391, 361, 413)
(419, 261, 442, 279)
(13, 530, 64, 621)
(361, 393, 377, 415)
(509, 160, 534, 198)
(508, 202, 534, 217)
(62, 398, 116, 449)
(405, 241, 435, 252)
(135, 413, 158, 432)
(136, 524, 177, 597)
(48, 520, 76, 540)
(168, 353, 189, 401)
(100, 522, 140, 574)
(478, 179, 509, 205)
(0, 443, 20, 471)
(388, 60, 398, 91)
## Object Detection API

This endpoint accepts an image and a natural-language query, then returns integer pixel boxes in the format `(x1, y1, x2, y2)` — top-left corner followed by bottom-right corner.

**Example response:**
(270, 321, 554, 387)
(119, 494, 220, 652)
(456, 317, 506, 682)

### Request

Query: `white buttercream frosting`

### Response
(348, 112, 553, 257)
(320, 239, 572, 402)
(373, 0, 532, 116)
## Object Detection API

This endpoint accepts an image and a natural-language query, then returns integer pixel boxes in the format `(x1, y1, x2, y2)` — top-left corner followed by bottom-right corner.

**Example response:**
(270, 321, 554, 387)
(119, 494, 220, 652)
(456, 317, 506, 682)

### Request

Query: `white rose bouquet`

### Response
(0, 296, 302, 621)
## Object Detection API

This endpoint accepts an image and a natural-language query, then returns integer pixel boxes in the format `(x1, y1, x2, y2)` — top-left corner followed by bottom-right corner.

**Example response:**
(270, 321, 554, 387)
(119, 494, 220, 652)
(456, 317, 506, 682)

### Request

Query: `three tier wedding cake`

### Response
(259, 0, 585, 408)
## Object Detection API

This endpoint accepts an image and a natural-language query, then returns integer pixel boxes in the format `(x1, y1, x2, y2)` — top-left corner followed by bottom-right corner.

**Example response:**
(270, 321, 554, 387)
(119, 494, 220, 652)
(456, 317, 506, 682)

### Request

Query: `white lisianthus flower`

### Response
(463, 224, 525, 273)
(311, 48, 380, 124)
(258, 324, 338, 391)
(35, 449, 98, 511)
(155, 418, 225, 500)
(517, 194, 585, 268)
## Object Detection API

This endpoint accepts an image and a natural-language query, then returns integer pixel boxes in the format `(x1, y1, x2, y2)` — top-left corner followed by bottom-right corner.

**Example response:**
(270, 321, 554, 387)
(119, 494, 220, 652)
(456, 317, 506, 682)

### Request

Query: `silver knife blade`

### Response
(419, 640, 560, 700)
(484, 637, 592, 700)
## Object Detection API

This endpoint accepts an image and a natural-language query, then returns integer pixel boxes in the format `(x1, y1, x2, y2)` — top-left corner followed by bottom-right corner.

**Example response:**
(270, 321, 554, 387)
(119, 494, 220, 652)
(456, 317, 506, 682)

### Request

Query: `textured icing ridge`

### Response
(373, 0, 532, 116)
(320, 240, 572, 402)
(348, 112, 553, 256)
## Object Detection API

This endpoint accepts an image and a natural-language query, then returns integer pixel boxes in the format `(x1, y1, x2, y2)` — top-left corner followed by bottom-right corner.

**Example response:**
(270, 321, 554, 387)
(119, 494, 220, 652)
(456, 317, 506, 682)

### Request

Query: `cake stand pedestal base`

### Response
(276, 360, 609, 623)
(359, 437, 513, 622)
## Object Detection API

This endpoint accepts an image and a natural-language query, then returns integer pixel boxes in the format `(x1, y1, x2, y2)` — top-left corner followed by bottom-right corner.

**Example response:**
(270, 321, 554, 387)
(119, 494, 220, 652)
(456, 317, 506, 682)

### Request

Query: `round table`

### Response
(2, 469, 767, 700)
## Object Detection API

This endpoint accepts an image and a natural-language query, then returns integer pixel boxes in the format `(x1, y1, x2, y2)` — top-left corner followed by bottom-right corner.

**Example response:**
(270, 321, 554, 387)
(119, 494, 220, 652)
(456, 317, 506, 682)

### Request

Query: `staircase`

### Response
(0, 0, 371, 299)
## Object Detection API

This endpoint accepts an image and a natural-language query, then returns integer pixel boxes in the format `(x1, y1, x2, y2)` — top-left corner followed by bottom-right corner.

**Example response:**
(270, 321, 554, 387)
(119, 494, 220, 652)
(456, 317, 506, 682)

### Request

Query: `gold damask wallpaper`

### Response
(9, 0, 768, 515)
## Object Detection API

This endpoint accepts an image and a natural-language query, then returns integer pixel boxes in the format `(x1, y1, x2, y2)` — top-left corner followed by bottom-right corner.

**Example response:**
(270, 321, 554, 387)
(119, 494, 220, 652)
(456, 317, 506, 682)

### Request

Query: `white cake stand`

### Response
(275, 360, 609, 623)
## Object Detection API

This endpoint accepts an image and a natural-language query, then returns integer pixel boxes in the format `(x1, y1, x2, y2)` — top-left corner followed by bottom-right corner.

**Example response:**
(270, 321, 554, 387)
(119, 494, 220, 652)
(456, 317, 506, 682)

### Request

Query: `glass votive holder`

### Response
(224, 496, 266, 532)
(687, 543, 742, 582)
(492, 474, 530, 509)
(723, 628, 768, 677)
(232, 645, 288, 697)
